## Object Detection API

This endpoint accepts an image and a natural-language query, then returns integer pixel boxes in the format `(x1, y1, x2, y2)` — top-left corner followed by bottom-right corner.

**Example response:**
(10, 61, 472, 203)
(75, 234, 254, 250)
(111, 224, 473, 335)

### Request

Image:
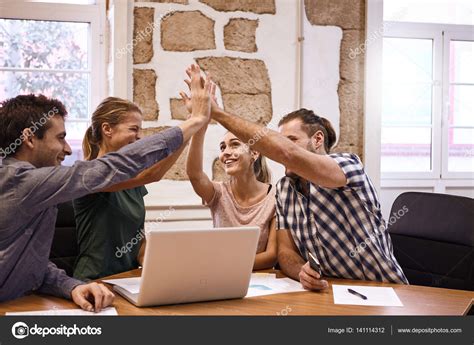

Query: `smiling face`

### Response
(30, 115, 72, 167)
(219, 132, 257, 177)
(101, 111, 142, 152)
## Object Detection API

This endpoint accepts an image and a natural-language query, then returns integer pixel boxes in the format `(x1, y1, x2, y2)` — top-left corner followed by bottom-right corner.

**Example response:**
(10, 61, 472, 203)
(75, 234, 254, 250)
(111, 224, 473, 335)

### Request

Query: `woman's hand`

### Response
(184, 64, 211, 124)
(181, 66, 218, 120)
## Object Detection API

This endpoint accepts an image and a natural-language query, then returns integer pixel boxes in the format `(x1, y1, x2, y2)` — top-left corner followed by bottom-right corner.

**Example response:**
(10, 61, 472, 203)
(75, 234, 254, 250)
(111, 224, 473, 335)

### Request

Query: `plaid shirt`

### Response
(276, 153, 408, 284)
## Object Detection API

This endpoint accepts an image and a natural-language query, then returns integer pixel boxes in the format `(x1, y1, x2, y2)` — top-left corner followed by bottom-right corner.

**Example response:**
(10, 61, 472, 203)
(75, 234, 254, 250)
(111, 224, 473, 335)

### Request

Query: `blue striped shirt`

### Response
(276, 153, 408, 284)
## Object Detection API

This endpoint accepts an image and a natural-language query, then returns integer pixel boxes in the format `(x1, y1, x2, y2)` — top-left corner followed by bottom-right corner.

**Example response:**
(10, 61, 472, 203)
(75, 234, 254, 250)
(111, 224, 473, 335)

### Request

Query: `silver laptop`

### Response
(112, 226, 259, 307)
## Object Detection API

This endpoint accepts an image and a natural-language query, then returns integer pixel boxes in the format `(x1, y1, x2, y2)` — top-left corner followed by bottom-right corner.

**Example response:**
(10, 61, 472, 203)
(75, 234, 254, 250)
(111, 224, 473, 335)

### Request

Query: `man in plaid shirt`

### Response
(209, 105, 407, 290)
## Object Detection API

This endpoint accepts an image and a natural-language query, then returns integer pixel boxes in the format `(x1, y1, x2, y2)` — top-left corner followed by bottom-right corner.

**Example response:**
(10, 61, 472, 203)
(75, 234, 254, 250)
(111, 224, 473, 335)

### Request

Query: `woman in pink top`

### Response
(184, 110, 277, 270)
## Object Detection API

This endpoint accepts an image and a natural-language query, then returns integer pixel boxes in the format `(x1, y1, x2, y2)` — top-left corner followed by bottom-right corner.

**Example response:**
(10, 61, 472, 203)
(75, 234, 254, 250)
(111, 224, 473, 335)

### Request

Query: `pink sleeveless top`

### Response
(207, 181, 276, 253)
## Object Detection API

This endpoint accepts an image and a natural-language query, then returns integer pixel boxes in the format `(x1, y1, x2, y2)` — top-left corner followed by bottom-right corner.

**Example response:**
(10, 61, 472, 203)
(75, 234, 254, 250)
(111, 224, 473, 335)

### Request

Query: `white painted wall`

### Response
(301, 19, 342, 142)
(124, 0, 341, 207)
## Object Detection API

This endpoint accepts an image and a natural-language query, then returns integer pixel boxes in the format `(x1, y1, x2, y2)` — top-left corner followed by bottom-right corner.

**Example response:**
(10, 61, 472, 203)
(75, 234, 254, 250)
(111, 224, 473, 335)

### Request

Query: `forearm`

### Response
(212, 108, 346, 188)
(38, 262, 84, 299)
(141, 144, 186, 182)
(178, 117, 207, 143)
(253, 250, 277, 270)
(102, 143, 187, 192)
(19, 126, 184, 211)
(185, 126, 215, 202)
(186, 126, 206, 179)
(278, 249, 305, 281)
(212, 108, 288, 164)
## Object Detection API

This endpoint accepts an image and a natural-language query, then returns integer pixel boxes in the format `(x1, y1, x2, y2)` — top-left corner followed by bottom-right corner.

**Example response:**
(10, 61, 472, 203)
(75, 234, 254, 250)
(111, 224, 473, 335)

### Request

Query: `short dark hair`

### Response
(278, 108, 337, 152)
(0, 94, 67, 157)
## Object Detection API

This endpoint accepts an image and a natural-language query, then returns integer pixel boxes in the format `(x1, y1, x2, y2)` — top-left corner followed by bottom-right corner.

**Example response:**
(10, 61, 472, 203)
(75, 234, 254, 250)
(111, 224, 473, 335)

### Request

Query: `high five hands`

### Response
(180, 64, 219, 122)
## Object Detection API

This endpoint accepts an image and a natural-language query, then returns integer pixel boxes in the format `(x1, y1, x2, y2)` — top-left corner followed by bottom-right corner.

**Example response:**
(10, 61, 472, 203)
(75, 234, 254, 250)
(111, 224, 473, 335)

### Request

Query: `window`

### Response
(444, 38, 474, 174)
(0, 1, 105, 165)
(381, 37, 434, 173)
(382, 24, 474, 179)
(384, 0, 474, 26)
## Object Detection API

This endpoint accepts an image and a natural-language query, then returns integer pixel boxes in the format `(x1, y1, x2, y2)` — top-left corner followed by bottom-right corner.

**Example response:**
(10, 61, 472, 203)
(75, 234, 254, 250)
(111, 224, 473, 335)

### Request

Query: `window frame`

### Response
(442, 29, 474, 179)
(382, 22, 474, 181)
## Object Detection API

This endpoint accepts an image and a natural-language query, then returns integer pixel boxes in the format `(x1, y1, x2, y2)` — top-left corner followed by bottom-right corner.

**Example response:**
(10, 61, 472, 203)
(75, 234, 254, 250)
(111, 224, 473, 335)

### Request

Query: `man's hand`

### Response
(71, 282, 115, 312)
(298, 262, 329, 291)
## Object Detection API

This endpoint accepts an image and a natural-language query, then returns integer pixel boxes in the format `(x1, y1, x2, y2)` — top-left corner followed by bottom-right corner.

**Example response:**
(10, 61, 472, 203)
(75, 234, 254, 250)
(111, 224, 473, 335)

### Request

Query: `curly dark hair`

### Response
(278, 108, 337, 153)
(0, 94, 67, 157)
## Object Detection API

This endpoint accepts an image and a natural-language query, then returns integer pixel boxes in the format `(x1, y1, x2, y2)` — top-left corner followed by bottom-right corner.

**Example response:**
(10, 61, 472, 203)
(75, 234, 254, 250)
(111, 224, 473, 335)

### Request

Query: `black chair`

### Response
(50, 201, 79, 277)
(388, 192, 474, 291)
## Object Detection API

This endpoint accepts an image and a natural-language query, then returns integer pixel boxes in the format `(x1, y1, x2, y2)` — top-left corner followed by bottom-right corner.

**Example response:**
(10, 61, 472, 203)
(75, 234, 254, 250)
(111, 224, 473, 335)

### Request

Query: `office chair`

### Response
(50, 201, 79, 277)
(388, 192, 474, 291)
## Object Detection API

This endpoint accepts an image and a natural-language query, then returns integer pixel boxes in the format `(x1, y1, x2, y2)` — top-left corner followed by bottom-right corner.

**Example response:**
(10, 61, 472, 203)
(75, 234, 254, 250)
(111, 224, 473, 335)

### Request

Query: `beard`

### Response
(306, 140, 317, 153)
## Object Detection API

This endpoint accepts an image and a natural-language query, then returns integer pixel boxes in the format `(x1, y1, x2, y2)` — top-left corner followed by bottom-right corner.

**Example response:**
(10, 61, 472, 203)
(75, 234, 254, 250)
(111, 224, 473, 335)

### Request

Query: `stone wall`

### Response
(304, 0, 366, 159)
(133, 0, 276, 183)
(130, 0, 366, 205)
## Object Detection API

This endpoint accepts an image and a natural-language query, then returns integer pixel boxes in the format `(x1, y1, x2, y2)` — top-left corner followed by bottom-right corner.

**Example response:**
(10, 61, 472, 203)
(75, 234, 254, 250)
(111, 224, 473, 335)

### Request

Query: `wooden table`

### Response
(1, 269, 472, 315)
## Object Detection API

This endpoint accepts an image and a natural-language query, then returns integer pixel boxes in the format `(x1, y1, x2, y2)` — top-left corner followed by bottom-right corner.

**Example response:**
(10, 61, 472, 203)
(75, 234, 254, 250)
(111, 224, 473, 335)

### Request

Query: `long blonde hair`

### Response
(83, 97, 142, 160)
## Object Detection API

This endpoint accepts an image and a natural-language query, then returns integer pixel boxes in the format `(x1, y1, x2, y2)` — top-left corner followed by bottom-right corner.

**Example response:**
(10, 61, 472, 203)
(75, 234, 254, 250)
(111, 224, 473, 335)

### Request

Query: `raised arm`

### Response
(183, 87, 215, 203)
(183, 66, 217, 203)
(182, 64, 345, 188)
(99, 66, 212, 193)
(186, 125, 215, 204)
(12, 126, 185, 212)
(13, 68, 212, 211)
(101, 144, 186, 192)
(211, 107, 346, 188)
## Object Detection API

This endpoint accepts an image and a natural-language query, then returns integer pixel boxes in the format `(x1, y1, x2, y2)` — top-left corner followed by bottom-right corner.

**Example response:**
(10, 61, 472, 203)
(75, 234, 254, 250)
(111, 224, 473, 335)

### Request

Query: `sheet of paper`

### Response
(102, 277, 141, 294)
(246, 273, 305, 298)
(332, 285, 403, 307)
(6, 307, 118, 316)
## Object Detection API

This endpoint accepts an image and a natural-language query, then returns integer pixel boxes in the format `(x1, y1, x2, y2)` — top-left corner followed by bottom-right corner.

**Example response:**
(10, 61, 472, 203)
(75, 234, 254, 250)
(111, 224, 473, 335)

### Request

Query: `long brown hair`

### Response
(83, 97, 142, 160)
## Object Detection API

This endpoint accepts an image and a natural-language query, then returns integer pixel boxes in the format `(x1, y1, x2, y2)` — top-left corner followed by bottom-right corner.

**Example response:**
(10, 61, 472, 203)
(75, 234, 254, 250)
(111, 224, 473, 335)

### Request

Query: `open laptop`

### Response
(107, 226, 259, 307)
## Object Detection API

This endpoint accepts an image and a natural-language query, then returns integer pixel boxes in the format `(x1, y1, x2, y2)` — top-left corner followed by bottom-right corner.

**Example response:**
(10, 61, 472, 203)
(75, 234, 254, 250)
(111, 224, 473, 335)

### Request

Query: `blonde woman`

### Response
(183, 68, 277, 270)
(73, 97, 187, 280)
